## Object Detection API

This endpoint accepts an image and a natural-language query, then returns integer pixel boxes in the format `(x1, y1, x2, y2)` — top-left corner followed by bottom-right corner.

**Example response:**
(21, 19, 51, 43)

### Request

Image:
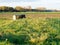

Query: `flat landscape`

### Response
(0, 0, 60, 45)
(0, 12, 60, 45)
(0, 12, 60, 18)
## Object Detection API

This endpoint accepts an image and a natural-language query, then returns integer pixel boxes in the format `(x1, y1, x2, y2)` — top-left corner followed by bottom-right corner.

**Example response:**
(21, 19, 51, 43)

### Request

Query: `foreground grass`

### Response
(0, 18, 60, 45)
(0, 41, 14, 45)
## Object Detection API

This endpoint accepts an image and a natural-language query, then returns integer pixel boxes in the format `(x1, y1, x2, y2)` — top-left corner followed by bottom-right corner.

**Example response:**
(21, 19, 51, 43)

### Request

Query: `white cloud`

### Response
(0, 0, 60, 9)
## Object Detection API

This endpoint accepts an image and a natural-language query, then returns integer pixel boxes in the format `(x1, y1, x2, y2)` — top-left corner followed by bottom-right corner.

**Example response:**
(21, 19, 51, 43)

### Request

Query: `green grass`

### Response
(0, 18, 60, 45)
(0, 41, 14, 45)
(0, 12, 60, 15)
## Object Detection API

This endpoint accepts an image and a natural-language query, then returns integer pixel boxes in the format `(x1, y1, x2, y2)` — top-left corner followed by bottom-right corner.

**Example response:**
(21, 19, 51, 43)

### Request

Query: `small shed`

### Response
(13, 14, 26, 20)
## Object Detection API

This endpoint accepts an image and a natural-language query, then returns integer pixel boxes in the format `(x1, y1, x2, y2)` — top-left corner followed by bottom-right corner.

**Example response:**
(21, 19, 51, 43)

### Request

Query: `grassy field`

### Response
(0, 12, 60, 19)
(0, 18, 60, 45)
(0, 12, 60, 14)
(0, 12, 60, 45)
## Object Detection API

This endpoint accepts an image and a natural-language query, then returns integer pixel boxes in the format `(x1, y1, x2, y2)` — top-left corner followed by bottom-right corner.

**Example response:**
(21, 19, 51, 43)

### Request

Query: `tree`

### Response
(24, 6, 32, 11)
(0, 6, 14, 12)
(15, 6, 24, 12)
(1, 6, 8, 11)
(8, 7, 14, 12)
(36, 7, 46, 10)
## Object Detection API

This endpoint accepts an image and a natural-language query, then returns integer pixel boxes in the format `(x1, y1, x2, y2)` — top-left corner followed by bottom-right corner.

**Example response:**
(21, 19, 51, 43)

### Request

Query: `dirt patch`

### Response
(0, 13, 60, 19)
(26, 14, 60, 18)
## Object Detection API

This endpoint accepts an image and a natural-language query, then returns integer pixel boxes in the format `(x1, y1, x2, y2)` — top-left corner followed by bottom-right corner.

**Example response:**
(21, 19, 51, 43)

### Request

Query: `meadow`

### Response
(0, 12, 60, 15)
(0, 17, 60, 45)
(0, 12, 60, 19)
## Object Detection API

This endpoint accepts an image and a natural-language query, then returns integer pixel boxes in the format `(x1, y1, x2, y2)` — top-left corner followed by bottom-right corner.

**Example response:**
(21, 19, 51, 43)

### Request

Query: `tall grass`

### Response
(0, 18, 60, 45)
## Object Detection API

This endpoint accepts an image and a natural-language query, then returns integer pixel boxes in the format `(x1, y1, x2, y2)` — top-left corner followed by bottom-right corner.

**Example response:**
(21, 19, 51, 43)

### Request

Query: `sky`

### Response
(0, 0, 60, 9)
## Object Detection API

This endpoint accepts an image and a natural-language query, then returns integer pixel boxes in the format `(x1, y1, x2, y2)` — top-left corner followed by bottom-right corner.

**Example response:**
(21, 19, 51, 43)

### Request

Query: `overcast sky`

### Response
(0, 0, 60, 9)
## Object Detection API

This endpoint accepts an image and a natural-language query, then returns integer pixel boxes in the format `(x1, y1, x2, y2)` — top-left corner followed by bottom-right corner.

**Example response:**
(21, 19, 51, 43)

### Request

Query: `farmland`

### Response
(0, 17, 60, 45)
(0, 12, 60, 45)
(0, 12, 60, 18)
(0, 12, 60, 15)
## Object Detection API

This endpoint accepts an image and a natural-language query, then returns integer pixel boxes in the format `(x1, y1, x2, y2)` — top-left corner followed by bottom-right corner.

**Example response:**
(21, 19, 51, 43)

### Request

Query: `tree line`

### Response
(0, 6, 32, 12)
(0, 6, 57, 12)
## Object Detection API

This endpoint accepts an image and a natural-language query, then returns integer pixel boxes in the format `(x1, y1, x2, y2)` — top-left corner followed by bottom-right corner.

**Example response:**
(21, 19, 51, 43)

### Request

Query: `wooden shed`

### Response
(13, 14, 26, 20)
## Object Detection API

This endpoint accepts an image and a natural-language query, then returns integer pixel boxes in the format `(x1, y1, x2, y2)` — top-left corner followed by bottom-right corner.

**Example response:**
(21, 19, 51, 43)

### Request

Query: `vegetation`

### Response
(0, 6, 14, 12)
(15, 6, 25, 12)
(0, 18, 60, 45)
(0, 6, 57, 12)
(0, 6, 32, 12)
(0, 12, 60, 15)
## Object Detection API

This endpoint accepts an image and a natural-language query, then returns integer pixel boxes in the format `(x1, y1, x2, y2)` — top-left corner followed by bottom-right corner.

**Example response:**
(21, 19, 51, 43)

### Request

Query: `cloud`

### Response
(0, 0, 37, 3)
(0, 0, 60, 9)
